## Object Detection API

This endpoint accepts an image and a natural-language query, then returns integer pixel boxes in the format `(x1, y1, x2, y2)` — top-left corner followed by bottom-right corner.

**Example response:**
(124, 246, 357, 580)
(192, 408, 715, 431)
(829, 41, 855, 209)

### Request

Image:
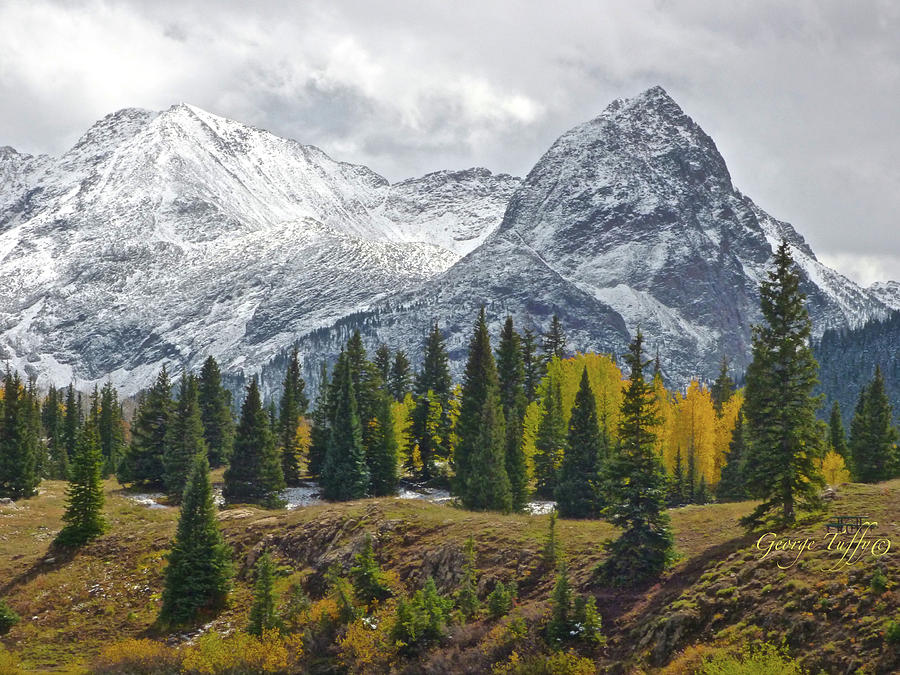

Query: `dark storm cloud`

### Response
(1, 0, 897, 283)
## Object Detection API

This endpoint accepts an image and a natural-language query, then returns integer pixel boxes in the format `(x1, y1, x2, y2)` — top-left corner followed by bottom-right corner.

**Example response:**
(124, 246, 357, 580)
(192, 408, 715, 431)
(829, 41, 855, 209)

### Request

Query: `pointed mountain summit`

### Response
(0, 104, 518, 393)
(280, 86, 889, 387)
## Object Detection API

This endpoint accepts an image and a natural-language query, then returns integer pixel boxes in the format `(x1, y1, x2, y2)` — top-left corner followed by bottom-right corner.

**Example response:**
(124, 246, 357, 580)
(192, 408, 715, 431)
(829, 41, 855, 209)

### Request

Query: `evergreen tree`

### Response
(197, 356, 234, 467)
(389, 350, 413, 402)
(486, 580, 516, 619)
(545, 559, 574, 645)
(667, 447, 686, 507)
(849, 367, 899, 482)
(320, 352, 369, 500)
(542, 511, 561, 569)
(455, 536, 480, 619)
(533, 377, 566, 499)
(685, 448, 696, 504)
(159, 455, 232, 626)
(542, 314, 567, 363)
(248, 551, 281, 636)
(374, 344, 392, 383)
(454, 308, 505, 494)
(223, 378, 285, 507)
(496, 316, 529, 511)
(307, 361, 331, 478)
(556, 368, 603, 518)
(710, 356, 735, 415)
(164, 373, 207, 499)
(278, 347, 308, 486)
(742, 241, 825, 527)
(55, 417, 106, 547)
(521, 327, 543, 403)
(0, 370, 39, 499)
(409, 324, 454, 477)
(346, 331, 383, 457)
(349, 533, 392, 607)
(62, 384, 81, 480)
(118, 367, 172, 487)
(598, 331, 675, 586)
(367, 392, 399, 496)
(42, 385, 68, 480)
(828, 401, 849, 460)
(717, 411, 747, 502)
(25, 377, 45, 481)
(407, 390, 443, 479)
(462, 394, 512, 512)
(98, 382, 125, 477)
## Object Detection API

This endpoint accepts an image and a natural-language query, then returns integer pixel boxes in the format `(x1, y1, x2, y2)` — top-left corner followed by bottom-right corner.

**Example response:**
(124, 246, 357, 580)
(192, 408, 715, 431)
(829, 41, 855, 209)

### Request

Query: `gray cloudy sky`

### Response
(1, 0, 898, 284)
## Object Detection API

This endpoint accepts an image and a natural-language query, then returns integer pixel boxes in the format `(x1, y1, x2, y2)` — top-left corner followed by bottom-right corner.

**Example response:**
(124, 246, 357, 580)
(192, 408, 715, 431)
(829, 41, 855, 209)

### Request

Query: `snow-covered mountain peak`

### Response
(0, 103, 518, 393)
(305, 86, 890, 391)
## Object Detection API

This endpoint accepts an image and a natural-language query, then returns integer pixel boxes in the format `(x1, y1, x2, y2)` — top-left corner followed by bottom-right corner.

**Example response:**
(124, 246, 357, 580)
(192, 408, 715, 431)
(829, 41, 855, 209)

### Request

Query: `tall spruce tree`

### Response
(409, 324, 453, 479)
(159, 455, 232, 626)
(368, 392, 399, 496)
(62, 384, 81, 480)
(118, 367, 172, 487)
(98, 382, 125, 477)
(828, 401, 849, 461)
(598, 331, 674, 586)
(533, 376, 566, 499)
(307, 361, 331, 478)
(388, 350, 413, 402)
(42, 385, 68, 480)
(454, 308, 506, 495)
(223, 377, 285, 507)
(278, 347, 308, 486)
(667, 447, 686, 507)
(496, 316, 529, 511)
(374, 345, 392, 383)
(25, 378, 45, 481)
(462, 393, 512, 512)
(542, 314, 567, 363)
(0, 370, 39, 499)
(710, 356, 735, 415)
(55, 417, 106, 547)
(716, 411, 748, 502)
(197, 356, 234, 467)
(849, 367, 899, 482)
(320, 352, 369, 500)
(407, 390, 443, 479)
(556, 368, 602, 518)
(521, 327, 543, 403)
(742, 241, 825, 527)
(346, 331, 383, 456)
(164, 373, 207, 499)
(247, 551, 280, 636)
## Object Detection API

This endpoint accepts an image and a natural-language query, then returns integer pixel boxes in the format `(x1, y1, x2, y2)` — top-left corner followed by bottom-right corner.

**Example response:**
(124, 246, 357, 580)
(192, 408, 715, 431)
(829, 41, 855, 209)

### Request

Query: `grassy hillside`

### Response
(0, 476, 898, 673)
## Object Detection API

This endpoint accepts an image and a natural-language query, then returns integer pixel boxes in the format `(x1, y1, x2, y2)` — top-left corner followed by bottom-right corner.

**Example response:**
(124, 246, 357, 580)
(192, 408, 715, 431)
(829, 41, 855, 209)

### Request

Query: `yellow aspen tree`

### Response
(545, 352, 623, 443)
(713, 390, 743, 484)
(652, 373, 675, 467)
(669, 381, 717, 488)
(819, 450, 851, 485)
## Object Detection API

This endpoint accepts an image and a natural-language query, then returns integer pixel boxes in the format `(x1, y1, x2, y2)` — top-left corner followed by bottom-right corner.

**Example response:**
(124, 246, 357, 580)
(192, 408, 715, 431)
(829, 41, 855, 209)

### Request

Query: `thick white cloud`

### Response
(1, 0, 897, 283)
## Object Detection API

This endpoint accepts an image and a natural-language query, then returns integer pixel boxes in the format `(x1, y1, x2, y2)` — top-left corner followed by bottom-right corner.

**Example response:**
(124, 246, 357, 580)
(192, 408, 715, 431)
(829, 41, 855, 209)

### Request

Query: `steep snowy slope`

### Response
(869, 281, 900, 311)
(278, 86, 890, 389)
(0, 104, 517, 394)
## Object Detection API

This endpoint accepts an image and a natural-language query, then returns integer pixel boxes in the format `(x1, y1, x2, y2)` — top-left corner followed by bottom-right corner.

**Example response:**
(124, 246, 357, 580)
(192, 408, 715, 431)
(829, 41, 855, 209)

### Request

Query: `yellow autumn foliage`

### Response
(818, 450, 851, 485)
